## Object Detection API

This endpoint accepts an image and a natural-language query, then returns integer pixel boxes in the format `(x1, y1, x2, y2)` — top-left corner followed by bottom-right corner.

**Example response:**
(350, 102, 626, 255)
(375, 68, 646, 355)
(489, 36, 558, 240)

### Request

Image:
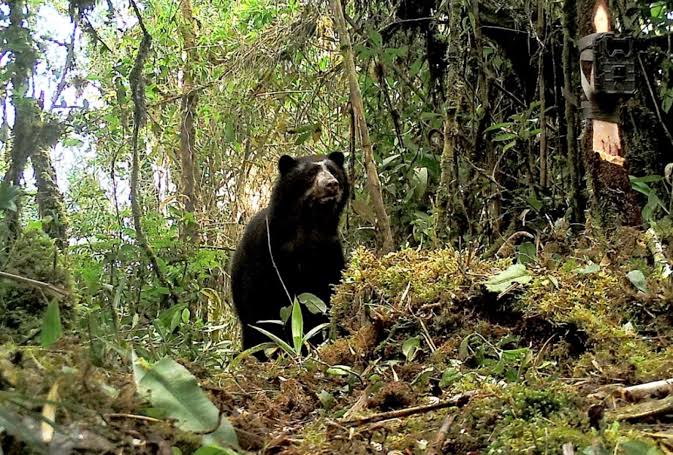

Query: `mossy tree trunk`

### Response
(2, 0, 68, 251)
(577, 0, 641, 227)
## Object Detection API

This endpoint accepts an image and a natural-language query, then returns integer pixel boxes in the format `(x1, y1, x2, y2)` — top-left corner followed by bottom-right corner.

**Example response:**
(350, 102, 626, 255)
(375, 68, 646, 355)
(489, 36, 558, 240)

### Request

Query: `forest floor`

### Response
(2, 225, 673, 454)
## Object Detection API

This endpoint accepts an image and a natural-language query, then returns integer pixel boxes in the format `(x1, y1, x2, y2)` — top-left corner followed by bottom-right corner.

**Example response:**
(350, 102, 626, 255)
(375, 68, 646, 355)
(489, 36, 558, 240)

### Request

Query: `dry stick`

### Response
(341, 391, 475, 426)
(428, 414, 456, 455)
(331, 0, 394, 253)
(0, 271, 69, 298)
(606, 395, 673, 421)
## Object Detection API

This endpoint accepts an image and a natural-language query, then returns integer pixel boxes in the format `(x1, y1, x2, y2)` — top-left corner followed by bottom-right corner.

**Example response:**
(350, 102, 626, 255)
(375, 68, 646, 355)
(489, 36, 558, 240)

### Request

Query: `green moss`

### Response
(0, 227, 74, 336)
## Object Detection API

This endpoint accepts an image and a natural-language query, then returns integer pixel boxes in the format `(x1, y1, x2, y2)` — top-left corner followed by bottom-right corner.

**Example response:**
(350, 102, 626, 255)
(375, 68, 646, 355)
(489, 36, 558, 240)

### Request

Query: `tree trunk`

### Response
(562, 0, 582, 223)
(331, 0, 394, 253)
(577, 0, 640, 227)
(178, 0, 199, 244)
(2, 0, 68, 250)
(31, 124, 68, 248)
(537, 0, 549, 189)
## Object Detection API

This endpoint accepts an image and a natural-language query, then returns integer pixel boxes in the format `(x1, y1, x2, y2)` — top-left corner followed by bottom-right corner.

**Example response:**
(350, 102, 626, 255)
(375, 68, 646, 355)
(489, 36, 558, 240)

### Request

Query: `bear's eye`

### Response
(324, 162, 340, 178)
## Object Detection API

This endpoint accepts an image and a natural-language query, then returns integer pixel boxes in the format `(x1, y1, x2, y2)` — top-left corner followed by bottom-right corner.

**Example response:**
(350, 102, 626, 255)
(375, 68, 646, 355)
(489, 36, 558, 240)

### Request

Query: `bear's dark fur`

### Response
(230, 152, 349, 353)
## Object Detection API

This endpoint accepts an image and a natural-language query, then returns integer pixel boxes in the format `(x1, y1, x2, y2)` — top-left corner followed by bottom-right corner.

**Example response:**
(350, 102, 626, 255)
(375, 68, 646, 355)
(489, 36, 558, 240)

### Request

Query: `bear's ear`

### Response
(278, 155, 297, 175)
(328, 151, 345, 168)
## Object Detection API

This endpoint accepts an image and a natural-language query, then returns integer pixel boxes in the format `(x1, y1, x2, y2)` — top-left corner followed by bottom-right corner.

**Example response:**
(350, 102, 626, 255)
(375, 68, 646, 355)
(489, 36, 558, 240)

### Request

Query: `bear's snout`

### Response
(312, 166, 341, 200)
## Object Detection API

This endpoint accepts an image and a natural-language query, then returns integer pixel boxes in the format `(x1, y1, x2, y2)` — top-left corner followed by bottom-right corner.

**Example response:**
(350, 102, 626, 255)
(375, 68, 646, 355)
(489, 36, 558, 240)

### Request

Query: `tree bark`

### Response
(562, 0, 582, 223)
(331, 0, 394, 253)
(2, 0, 68, 250)
(577, 0, 641, 227)
(537, 0, 548, 189)
(178, 0, 199, 244)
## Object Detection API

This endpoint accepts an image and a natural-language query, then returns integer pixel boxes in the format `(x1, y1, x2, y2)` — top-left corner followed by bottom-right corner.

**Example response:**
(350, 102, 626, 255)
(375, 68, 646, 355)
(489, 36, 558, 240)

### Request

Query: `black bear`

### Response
(230, 151, 349, 354)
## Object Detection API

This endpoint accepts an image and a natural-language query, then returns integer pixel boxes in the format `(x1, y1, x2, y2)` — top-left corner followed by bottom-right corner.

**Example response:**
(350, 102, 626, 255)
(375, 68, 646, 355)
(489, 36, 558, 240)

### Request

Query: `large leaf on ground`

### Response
(483, 264, 533, 293)
(133, 356, 238, 450)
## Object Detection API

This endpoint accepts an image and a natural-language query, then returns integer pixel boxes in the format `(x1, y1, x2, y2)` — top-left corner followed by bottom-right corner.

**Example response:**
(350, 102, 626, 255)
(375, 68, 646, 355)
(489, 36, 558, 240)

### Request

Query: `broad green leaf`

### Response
(483, 264, 533, 293)
(402, 336, 421, 361)
(620, 439, 663, 455)
(627, 270, 648, 293)
(291, 298, 303, 354)
(133, 357, 239, 450)
(41, 301, 62, 347)
(297, 293, 327, 315)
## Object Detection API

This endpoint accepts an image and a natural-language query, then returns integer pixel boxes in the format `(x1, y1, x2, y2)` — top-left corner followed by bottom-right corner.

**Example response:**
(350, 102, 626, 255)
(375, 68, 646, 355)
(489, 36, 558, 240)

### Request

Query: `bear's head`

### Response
(271, 151, 349, 222)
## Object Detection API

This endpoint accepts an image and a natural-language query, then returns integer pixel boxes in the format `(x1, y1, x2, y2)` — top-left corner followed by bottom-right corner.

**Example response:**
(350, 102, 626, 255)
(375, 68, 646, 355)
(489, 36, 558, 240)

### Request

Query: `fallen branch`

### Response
(622, 378, 673, 402)
(562, 443, 575, 455)
(0, 270, 69, 298)
(428, 414, 456, 455)
(605, 395, 673, 421)
(340, 391, 475, 426)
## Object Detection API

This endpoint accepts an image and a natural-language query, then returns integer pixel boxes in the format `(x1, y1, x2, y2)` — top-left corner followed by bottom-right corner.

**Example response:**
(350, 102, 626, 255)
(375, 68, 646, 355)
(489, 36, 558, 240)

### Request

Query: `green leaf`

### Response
(412, 167, 429, 200)
(0, 182, 20, 212)
(297, 293, 327, 315)
(576, 263, 600, 274)
(620, 439, 663, 455)
(402, 336, 421, 361)
(326, 365, 357, 377)
(527, 192, 543, 211)
(493, 132, 517, 142)
(484, 122, 511, 133)
(41, 301, 62, 347)
(317, 390, 336, 410)
(279, 304, 292, 323)
(250, 325, 295, 356)
(483, 264, 533, 293)
(303, 322, 330, 345)
(627, 270, 648, 293)
(291, 298, 304, 354)
(439, 367, 461, 388)
(517, 241, 537, 265)
(133, 357, 239, 450)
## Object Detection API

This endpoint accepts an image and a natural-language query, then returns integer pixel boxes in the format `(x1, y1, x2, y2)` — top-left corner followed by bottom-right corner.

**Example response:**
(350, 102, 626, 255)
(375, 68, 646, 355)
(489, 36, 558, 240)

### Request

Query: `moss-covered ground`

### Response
(2, 227, 673, 454)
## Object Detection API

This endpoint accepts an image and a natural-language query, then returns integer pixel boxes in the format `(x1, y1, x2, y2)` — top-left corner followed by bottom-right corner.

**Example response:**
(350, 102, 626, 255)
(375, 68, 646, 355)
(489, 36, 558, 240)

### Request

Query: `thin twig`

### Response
(0, 271, 69, 298)
(340, 391, 476, 426)
(265, 215, 293, 305)
(428, 414, 455, 455)
(105, 413, 162, 423)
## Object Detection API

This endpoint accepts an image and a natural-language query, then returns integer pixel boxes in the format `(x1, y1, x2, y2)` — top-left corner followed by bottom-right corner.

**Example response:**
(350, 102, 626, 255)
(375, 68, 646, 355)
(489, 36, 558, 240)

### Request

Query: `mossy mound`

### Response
(0, 228, 74, 337)
(2, 236, 673, 454)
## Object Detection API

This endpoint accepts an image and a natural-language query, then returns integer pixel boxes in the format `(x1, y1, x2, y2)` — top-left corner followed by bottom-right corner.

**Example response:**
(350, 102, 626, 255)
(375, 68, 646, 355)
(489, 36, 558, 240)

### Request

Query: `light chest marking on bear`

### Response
(303, 160, 342, 203)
